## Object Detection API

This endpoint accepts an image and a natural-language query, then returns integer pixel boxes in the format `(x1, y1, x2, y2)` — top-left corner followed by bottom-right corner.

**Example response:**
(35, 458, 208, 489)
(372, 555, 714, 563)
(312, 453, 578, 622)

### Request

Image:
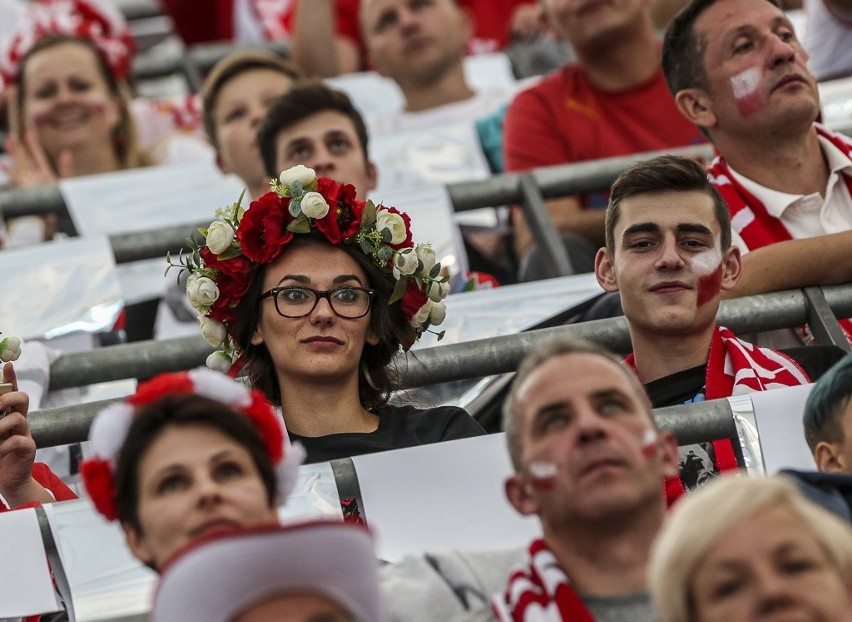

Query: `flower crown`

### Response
(0, 0, 135, 88)
(0, 332, 22, 363)
(167, 165, 449, 373)
(80, 368, 304, 522)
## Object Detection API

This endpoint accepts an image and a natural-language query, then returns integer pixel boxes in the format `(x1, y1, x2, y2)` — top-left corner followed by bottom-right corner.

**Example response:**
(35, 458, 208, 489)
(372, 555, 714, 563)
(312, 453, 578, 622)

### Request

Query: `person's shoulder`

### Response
(779, 345, 848, 382)
(509, 64, 580, 104)
(378, 403, 485, 439)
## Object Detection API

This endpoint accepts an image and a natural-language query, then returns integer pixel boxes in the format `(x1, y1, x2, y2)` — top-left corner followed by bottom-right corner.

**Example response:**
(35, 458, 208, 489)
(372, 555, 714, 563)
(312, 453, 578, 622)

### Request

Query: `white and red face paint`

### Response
(730, 66, 764, 117)
(525, 428, 659, 491)
(690, 241, 724, 306)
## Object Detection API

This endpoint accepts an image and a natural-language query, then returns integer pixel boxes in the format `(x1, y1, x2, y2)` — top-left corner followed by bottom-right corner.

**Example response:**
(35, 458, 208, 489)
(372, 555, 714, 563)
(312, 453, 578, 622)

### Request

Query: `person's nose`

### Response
(248, 102, 265, 130)
(194, 473, 224, 509)
(309, 293, 336, 326)
(575, 404, 607, 445)
(654, 235, 685, 271)
(398, 6, 420, 34)
(767, 33, 798, 68)
(754, 568, 796, 615)
(309, 146, 335, 178)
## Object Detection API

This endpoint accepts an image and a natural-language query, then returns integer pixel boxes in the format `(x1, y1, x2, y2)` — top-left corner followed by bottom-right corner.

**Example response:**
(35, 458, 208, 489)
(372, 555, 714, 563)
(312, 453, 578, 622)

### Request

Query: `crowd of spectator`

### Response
(1, 0, 852, 620)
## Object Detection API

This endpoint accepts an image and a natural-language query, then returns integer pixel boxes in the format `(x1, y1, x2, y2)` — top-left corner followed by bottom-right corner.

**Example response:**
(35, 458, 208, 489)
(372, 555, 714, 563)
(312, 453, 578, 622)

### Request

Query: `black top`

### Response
(644, 345, 847, 408)
(643, 344, 846, 492)
(289, 404, 486, 464)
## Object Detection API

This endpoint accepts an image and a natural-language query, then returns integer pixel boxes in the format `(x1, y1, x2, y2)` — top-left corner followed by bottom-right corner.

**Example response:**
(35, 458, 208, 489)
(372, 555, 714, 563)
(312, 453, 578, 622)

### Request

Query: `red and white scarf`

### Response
(707, 123, 852, 344)
(493, 539, 595, 622)
(625, 326, 811, 501)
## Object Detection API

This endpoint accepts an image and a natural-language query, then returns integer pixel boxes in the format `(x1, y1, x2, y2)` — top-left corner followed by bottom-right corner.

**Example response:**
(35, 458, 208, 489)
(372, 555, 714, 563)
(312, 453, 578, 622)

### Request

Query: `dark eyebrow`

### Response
(276, 274, 364, 286)
(277, 274, 310, 285)
(333, 274, 364, 285)
(676, 223, 713, 236)
(621, 222, 713, 239)
(621, 222, 659, 238)
(590, 388, 629, 402)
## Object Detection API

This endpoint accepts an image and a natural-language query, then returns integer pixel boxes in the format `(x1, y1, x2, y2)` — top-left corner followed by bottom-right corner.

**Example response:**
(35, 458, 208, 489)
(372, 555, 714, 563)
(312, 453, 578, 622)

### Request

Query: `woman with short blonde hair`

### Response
(649, 475, 852, 622)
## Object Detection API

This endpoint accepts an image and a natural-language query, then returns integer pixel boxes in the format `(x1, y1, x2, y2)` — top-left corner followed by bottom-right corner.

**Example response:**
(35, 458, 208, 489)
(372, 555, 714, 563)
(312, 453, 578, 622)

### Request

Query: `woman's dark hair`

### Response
(14, 34, 150, 170)
(114, 394, 278, 533)
(231, 235, 407, 409)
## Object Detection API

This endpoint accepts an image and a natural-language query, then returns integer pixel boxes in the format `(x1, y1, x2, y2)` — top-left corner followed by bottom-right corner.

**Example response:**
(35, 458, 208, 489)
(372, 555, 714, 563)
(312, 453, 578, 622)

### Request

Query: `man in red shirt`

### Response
(289, 0, 541, 78)
(504, 0, 706, 278)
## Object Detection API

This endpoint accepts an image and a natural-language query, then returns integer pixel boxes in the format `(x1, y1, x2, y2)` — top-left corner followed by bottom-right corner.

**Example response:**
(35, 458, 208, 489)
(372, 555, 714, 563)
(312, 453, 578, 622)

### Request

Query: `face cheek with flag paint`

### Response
(731, 66, 765, 117)
(691, 243, 724, 307)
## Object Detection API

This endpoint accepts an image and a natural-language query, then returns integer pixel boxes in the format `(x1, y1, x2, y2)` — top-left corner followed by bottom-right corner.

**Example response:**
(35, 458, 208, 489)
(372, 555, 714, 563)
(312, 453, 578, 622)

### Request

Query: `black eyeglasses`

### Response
(260, 286, 375, 319)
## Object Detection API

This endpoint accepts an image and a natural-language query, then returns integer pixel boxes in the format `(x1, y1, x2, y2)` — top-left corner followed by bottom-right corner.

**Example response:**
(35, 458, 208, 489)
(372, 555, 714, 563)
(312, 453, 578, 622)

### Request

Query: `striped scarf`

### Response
(707, 123, 852, 343)
(493, 539, 595, 622)
(625, 326, 812, 502)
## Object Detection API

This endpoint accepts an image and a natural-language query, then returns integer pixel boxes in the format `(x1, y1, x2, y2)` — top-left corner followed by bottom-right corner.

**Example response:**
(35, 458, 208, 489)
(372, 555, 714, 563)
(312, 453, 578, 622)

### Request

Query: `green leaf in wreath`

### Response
(388, 275, 409, 304)
(287, 215, 311, 233)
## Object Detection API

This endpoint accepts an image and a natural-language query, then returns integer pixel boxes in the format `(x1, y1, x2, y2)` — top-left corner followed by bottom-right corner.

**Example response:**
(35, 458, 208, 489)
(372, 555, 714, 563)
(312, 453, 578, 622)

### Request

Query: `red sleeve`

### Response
(335, 0, 364, 49)
(31, 463, 78, 503)
(503, 78, 572, 173)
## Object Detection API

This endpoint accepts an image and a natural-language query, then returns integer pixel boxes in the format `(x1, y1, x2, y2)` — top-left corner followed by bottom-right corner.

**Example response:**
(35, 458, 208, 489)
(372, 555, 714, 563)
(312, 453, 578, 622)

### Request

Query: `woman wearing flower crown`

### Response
(80, 367, 302, 569)
(171, 165, 484, 462)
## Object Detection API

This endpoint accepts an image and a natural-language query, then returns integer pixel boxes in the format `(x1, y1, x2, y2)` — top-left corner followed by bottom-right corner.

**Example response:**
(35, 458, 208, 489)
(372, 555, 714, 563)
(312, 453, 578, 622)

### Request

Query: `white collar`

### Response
(727, 133, 852, 219)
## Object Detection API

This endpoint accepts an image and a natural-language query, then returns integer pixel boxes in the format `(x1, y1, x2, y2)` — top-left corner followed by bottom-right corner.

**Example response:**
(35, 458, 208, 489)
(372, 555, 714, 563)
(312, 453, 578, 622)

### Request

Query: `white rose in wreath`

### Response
(206, 220, 235, 255)
(415, 243, 437, 274)
(0, 336, 22, 362)
(410, 301, 432, 328)
(393, 248, 419, 279)
(206, 351, 232, 373)
(279, 164, 317, 188)
(199, 315, 228, 347)
(376, 210, 407, 245)
(427, 279, 450, 302)
(186, 275, 220, 309)
(300, 192, 330, 219)
(428, 300, 447, 326)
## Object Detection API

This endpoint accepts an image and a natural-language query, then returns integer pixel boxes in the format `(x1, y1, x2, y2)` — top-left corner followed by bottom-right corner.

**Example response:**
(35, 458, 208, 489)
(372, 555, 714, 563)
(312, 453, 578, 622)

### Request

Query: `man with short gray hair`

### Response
(484, 335, 679, 621)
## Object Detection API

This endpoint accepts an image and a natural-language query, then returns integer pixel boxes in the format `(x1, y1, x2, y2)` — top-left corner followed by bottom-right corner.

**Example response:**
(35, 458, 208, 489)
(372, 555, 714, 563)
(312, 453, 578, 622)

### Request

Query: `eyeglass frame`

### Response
(260, 285, 376, 319)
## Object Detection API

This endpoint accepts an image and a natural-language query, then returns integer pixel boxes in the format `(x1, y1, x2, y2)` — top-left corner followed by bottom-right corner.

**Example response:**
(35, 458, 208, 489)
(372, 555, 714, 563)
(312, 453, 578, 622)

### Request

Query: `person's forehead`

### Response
(217, 69, 291, 105)
(615, 190, 719, 234)
(518, 354, 638, 413)
(695, 0, 786, 46)
(25, 41, 102, 79)
(276, 110, 359, 144)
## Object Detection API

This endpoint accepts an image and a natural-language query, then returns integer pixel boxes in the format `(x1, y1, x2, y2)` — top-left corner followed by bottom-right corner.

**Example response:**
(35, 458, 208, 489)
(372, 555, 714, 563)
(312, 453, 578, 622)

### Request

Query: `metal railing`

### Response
(26, 282, 852, 448)
(3, 127, 850, 274)
(0, 144, 714, 266)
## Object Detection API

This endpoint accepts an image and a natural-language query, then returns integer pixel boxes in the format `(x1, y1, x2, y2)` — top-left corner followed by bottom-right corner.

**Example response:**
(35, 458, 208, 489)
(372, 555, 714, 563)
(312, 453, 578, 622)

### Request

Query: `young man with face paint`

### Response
(662, 0, 852, 344)
(595, 155, 846, 494)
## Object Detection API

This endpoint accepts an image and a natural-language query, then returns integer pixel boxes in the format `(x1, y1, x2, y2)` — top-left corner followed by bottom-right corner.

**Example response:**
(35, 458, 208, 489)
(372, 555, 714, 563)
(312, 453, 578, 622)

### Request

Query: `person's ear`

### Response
(123, 523, 155, 568)
(594, 247, 619, 293)
(366, 160, 378, 192)
(720, 245, 742, 291)
(675, 88, 717, 131)
(815, 441, 846, 473)
(215, 152, 231, 176)
(250, 325, 265, 347)
(656, 430, 681, 481)
(504, 474, 539, 517)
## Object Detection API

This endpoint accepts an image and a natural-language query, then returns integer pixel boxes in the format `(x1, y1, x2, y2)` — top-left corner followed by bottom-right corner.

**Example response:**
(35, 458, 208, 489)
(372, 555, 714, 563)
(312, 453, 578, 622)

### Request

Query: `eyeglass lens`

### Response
(275, 287, 371, 318)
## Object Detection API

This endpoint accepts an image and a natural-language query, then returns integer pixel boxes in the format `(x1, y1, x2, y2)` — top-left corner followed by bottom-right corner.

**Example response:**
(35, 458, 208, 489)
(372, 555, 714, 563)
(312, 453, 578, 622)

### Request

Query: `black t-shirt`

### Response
(289, 404, 486, 464)
(644, 345, 847, 408)
(643, 344, 846, 492)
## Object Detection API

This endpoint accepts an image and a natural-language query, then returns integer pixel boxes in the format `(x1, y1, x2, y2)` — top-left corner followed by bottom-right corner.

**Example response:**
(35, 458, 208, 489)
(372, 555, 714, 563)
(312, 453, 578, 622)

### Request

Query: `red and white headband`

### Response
(80, 367, 303, 522)
(0, 0, 135, 88)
